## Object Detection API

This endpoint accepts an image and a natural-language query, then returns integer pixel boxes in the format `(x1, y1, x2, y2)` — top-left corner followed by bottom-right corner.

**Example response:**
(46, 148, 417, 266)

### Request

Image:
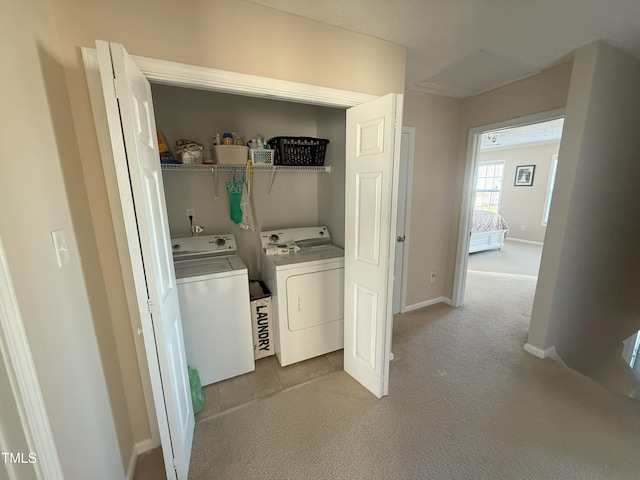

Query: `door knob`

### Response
(397, 236, 405, 242)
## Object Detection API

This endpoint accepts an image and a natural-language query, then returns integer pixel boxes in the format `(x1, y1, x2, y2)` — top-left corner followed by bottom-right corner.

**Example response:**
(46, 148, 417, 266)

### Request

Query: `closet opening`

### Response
(86, 42, 401, 479)
(151, 83, 348, 419)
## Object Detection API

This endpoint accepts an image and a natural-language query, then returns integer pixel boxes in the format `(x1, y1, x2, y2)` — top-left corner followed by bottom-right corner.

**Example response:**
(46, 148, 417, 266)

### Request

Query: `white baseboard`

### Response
(136, 438, 159, 454)
(125, 445, 137, 480)
(125, 438, 160, 480)
(523, 343, 557, 359)
(506, 238, 544, 246)
(404, 297, 446, 312)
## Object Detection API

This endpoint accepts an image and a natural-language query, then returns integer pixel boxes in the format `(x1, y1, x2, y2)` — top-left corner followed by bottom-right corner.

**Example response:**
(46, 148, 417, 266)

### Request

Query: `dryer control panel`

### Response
(260, 226, 330, 248)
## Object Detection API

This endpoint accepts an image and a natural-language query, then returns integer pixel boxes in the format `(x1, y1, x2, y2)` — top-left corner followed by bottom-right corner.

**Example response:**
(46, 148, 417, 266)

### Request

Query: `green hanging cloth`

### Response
(226, 171, 243, 224)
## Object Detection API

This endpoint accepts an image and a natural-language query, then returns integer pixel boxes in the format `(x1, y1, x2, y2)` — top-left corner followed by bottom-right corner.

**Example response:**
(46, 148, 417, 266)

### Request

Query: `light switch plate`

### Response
(51, 229, 70, 267)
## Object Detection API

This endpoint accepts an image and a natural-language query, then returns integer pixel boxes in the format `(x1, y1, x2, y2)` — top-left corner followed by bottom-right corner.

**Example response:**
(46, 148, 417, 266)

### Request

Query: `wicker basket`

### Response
(267, 137, 329, 166)
(250, 149, 275, 165)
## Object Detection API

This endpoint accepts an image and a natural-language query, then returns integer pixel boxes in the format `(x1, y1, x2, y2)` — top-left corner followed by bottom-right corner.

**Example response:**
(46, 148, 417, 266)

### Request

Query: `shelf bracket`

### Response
(267, 168, 277, 196)
(212, 168, 218, 199)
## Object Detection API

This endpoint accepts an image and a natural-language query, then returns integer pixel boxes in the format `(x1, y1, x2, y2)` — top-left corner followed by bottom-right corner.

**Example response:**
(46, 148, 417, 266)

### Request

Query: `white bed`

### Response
(469, 210, 509, 253)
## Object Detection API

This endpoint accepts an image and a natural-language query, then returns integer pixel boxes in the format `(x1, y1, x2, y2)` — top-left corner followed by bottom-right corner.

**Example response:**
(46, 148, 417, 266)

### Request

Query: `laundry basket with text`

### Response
(249, 280, 274, 360)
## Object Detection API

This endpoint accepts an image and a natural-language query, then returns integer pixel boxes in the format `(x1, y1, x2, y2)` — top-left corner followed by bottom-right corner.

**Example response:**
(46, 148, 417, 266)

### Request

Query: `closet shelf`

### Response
(161, 163, 331, 197)
(161, 164, 331, 173)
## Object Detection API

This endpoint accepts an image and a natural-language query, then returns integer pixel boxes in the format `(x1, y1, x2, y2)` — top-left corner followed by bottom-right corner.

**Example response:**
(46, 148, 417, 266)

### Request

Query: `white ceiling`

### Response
(247, 0, 640, 97)
(480, 118, 564, 151)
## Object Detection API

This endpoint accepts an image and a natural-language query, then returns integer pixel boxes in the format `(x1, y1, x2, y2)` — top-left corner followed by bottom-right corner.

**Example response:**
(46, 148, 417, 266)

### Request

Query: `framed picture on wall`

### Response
(514, 165, 535, 186)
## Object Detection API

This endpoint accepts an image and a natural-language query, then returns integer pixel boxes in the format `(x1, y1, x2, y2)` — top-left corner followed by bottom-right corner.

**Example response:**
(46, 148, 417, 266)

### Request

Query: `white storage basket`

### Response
(250, 149, 275, 165)
(210, 145, 249, 165)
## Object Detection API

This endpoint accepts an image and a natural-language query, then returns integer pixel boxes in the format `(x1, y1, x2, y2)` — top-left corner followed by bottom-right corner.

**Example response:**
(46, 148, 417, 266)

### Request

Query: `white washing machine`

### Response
(172, 234, 254, 386)
(260, 226, 344, 366)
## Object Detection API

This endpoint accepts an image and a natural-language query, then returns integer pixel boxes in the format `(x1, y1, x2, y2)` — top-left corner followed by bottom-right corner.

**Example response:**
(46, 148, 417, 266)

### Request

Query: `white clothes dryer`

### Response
(260, 226, 344, 366)
(172, 234, 254, 386)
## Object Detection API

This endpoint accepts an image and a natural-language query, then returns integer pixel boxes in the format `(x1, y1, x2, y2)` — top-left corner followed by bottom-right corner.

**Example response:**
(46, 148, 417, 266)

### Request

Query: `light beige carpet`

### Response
(467, 238, 543, 277)
(181, 266, 640, 479)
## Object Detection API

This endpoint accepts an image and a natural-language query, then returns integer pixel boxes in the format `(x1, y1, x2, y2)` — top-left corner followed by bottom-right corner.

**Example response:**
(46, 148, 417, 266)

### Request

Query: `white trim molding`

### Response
(83, 43, 384, 467)
(506, 238, 544, 246)
(132, 54, 377, 108)
(82, 45, 161, 446)
(135, 438, 159, 455)
(125, 439, 159, 480)
(404, 297, 447, 312)
(0, 236, 64, 479)
(395, 126, 415, 314)
(125, 446, 137, 480)
(523, 343, 557, 359)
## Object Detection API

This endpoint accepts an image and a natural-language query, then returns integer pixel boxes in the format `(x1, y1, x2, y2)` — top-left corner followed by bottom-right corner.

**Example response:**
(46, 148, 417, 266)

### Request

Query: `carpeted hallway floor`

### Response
(135, 240, 640, 479)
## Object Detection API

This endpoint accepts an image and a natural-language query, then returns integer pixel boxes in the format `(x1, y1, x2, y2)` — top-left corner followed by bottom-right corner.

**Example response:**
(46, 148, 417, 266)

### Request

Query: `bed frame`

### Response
(469, 229, 508, 253)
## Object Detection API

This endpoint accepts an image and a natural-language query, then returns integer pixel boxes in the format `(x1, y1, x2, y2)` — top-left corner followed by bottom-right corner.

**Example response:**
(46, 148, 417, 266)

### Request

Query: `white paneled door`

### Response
(96, 41, 194, 480)
(344, 93, 403, 398)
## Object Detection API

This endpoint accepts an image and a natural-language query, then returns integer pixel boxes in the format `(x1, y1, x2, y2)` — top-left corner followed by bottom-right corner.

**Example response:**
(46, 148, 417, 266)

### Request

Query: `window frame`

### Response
(474, 160, 506, 213)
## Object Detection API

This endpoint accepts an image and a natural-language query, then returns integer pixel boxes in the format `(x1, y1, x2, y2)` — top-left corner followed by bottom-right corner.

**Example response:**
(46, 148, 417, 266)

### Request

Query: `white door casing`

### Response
(344, 93, 403, 398)
(0, 235, 64, 480)
(96, 41, 194, 480)
(392, 127, 414, 314)
(451, 108, 565, 307)
(87, 44, 400, 471)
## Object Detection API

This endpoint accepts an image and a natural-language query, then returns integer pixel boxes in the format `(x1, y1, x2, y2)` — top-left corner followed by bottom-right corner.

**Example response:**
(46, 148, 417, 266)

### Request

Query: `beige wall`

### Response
(528, 42, 640, 373)
(0, 0, 125, 478)
(444, 62, 573, 298)
(478, 141, 561, 243)
(153, 84, 333, 276)
(397, 73, 570, 308)
(317, 108, 348, 248)
(43, 0, 406, 466)
(52, 0, 406, 97)
(402, 90, 461, 306)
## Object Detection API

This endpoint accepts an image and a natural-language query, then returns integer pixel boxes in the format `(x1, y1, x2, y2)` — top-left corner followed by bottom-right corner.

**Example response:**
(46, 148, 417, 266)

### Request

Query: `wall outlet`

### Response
(430, 271, 436, 283)
(520, 225, 526, 231)
(186, 208, 195, 221)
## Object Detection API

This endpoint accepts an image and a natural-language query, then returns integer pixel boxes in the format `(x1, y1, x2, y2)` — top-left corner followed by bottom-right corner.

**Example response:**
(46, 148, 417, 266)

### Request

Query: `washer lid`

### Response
(174, 256, 233, 279)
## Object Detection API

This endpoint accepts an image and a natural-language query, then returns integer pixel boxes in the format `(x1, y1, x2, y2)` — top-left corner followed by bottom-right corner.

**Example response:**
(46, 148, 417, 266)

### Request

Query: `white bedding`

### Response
(471, 210, 509, 234)
(469, 211, 509, 253)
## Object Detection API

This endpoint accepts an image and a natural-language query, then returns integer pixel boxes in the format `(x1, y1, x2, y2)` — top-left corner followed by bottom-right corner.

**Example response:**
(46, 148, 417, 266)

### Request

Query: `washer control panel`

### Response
(171, 234, 237, 260)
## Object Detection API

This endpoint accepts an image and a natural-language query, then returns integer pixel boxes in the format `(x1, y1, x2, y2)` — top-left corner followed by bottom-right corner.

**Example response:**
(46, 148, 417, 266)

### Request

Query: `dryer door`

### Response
(286, 268, 344, 331)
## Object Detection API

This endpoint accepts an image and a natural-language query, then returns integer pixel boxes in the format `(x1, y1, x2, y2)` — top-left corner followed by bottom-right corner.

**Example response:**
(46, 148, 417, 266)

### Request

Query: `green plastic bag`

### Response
(188, 366, 204, 415)
(226, 172, 243, 224)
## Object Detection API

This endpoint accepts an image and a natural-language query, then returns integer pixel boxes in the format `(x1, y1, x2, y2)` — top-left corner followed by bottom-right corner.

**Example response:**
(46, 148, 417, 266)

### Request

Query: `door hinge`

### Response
(147, 298, 153, 315)
(113, 78, 119, 99)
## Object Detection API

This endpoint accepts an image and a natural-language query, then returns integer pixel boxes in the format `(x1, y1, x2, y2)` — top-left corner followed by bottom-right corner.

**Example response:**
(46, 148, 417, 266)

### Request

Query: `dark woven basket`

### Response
(267, 137, 329, 166)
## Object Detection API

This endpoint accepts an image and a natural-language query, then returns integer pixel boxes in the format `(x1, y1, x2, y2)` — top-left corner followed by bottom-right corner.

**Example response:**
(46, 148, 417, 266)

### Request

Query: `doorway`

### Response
(452, 110, 565, 308)
(85, 41, 402, 480)
(392, 127, 415, 314)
